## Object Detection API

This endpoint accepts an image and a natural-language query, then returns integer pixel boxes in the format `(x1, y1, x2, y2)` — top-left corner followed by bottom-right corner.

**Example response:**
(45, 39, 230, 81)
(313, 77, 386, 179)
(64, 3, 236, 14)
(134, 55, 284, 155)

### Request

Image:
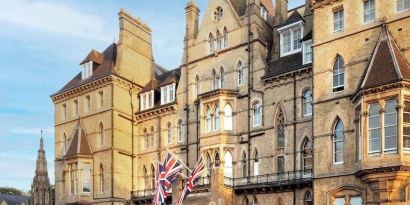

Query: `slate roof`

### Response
(80, 49, 104, 65)
(64, 123, 92, 159)
(278, 10, 304, 29)
(263, 52, 311, 79)
(0, 194, 29, 205)
(141, 68, 181, 93)
(361, 25, 410, 89)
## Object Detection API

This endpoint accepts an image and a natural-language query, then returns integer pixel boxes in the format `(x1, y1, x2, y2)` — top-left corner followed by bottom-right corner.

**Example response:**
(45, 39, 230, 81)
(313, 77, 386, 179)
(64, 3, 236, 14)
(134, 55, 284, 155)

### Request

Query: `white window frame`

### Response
(177, 121, 184, 143)
(82, 163, 91, 194)
(140, 91, 154, 111)
(332, 57, 345, 92)
(253, 101, 262, 128)
(278, 21, 304, 57)
(333, 120, 344, 164)
(397, 0, 410, 13)
(302, 40, 313, 65)
(206, 107, 212, 132)
(363, 0, 376, 23)
(81, 61, 93, 80)
(214, 105, 220, 131)
(260, 4, 268, 21)
(161, 84, 176, 105)
(167, 123, 173, 144)
(333, 9, 344, 32)
(368, 103, 381, 154)
(224, 104, 233, 131)
(383, 100, 398, 153)
(403, 100, 410, 152)
(303, 89, 313, 117)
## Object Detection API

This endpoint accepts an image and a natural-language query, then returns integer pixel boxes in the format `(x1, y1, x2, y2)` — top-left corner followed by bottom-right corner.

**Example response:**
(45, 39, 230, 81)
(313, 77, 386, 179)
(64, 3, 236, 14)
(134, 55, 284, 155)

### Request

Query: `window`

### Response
(148, 91, 153, 108)
(223, 27, 228, 48)
(238, 61, 244, 86)
(303, 90, 313, 117)
(303, 40, 312, 64)
(334, 198, 345, 205)
(98, 91, 104, 108)
(99, 123, 104, 147)
(293, 28, 302, 50)
(279, 24, 303, 56)
(82, 163, 91, 193)
(333, 9, 344, 32)
(304, 191, 313, 205)
(253, 101, 262, 127)
(333, 56, 345, 92)
(282, 31, 292, 54)
(216, 30, 222, 50)
(150, 165, 155, 190)
(206, 107, 212, 132)
(99, 164, 104, 193)
(357, 109, 363, 160)
(384, 100, 397, 152)
(302, 138, 312, 174)
(86, 95, 91, 112)
(209, 33, 214, 53)
(214, 152, 220, 167)
(214, 105, 220, 131)
(260, 4, 268, 20)
(143, 128, 148, 149)
(333, 119, 344, 164)
(143, 166, 148, 190)
(350, 197, 362, 205)
(141, 94, 146, 110)
(224, 104, 233, 131)
(150, 127, 154, 147)
(62, 104, 67, 119)
(397, 0, 410, 12)
(63, 134, 68, 154)
(364, 0, 375, 23)
(254, 150, 259, 176)
(404, 100, 410, 151)
(277, 156, 285, 173)
(224, 151, 233, 178)
(212, 69, 219, 90)
(70, 163, 78, 195)
(74, 100, 79, 116)
(368, 103, 381, 154)
(195, 75, 200, 99)
(214, 7, 223, 21)
(206, 153, 211, 177)
(277, 109, 285, 148)
(177, 120, 184, 143)
(81, 61, 93, 80)
(242, 152, 248, 177)
(161, 84, 175, 105)
(167, 122, 173, 144)
(220, 68, 225, 89)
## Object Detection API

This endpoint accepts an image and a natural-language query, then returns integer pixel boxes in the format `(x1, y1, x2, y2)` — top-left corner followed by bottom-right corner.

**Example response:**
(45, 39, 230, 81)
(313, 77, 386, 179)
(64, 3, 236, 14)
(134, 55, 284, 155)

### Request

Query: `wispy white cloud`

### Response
(0, 0, 111, 41)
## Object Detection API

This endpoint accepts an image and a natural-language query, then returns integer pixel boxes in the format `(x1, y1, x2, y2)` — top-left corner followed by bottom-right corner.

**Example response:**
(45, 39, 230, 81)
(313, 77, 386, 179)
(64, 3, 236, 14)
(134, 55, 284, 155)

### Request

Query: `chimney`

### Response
(116, 9, 154, 85)
(185, 0, 200, 41)
(274, 0, 288, 25)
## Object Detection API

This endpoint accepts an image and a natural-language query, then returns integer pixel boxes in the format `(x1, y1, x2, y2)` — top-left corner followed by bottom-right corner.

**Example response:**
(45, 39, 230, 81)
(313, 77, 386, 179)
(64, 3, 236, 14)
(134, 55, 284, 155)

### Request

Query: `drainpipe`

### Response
(184, 27, 190, 170)
(128, 88, 135, 193)
(246, 0, 252, 178)
(293, 75, 297, 205)
(196, 100, 200, 161)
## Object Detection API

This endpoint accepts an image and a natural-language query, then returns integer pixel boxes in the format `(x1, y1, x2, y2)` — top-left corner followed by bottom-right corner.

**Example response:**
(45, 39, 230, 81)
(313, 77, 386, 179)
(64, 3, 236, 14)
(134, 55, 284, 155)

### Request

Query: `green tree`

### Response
(0, 187, 24, 195)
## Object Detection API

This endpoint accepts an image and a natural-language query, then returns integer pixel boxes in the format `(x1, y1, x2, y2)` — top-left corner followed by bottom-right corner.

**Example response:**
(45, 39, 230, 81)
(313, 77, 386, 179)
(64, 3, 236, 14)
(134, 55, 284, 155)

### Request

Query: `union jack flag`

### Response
(176, 157, 205, 205)
(162, 152, 183, 191)
(153, 163, 165, 205)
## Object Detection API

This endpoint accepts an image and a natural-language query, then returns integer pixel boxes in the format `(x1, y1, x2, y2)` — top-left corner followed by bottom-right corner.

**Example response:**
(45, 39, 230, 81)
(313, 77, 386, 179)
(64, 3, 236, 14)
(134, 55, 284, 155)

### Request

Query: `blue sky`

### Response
(0, 0, 304, 191)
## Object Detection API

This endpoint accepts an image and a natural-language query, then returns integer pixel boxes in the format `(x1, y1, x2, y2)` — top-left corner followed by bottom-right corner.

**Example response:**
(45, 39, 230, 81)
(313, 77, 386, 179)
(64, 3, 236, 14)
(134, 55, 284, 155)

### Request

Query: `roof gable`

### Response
(64, 122, 92, 159)
(278, 10, 304, 29)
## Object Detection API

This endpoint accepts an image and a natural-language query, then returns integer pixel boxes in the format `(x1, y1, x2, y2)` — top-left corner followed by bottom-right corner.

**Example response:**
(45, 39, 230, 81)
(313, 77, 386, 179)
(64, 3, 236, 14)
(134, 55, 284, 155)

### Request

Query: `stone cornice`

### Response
(355, 165, 410, 178)
(136, 103, 177, 122)
(309, 0, 343, 10)
(198, 89, 239, 101)
(351, 81, 410, 103)
(263, 67, 312, 87)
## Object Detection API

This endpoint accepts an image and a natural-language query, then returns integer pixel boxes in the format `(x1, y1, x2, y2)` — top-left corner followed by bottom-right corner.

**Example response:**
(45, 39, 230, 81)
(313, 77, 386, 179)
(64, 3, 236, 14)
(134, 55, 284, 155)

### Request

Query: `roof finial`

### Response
(40, 129, 44, 150)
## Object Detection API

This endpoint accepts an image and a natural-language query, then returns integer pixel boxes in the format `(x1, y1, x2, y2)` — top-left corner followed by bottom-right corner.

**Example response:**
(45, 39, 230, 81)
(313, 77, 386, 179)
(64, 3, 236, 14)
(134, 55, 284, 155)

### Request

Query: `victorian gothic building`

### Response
(51, 0, 410, 204)
(31, 136, 52, 205)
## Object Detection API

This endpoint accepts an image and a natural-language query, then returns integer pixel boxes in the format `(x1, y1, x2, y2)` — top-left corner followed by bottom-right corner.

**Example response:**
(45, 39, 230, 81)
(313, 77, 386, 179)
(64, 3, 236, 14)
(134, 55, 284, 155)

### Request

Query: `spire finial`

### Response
(40, 129, 44, 150)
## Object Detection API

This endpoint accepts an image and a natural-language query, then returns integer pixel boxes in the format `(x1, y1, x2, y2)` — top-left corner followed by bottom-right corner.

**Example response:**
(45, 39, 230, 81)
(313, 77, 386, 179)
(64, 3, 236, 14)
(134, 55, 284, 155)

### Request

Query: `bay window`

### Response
(384, 100, 397, 152)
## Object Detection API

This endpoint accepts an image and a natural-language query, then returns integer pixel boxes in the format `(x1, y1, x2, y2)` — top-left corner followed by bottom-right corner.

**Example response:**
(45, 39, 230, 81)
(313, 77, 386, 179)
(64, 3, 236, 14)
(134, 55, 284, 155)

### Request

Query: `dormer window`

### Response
(278, 22, 303, 57)
(140, 90, 154, 111)
(161, 83, 176, 105)
(81, 61, 93, 80)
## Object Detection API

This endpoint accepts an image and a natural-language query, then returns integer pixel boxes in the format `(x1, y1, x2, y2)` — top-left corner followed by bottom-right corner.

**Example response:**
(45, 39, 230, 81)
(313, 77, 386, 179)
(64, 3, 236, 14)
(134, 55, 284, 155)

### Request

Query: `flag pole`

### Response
(165, 146, 192, 173)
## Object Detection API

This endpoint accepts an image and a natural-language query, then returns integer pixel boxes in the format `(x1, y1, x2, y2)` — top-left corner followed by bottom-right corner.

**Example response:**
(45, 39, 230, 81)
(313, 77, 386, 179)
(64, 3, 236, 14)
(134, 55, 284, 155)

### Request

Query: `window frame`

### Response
(278, 21, 304, 57)
(397, 0, 410, 13)
(206, 107, 212, 132)
(383, 99, 398, 153)
(333, 9, 344, 32)
(302, 40, 313, 65)
(82, 163, 91, 194)
(177, 120, 184, 143)
(303, 89, 313, 117)
(253, 101, 262, 128)
(368, 103, 381, 154)
(167, 122, 173, 144)
(332, 56, 345, 92)
(224, 104, 233, 131)
(363, 0, 376, 23)
(214, 105, 220, 131)
(403, 100, 410, 151)
(333, 119, 344, 164)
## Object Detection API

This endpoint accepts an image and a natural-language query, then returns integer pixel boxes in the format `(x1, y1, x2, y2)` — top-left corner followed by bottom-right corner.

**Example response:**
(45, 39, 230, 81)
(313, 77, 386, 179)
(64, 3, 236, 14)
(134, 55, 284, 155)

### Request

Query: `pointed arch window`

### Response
(220, 67, 225, 89)
(143, 166, 148, 190)
(304, 191, 312, 205)
(209, 33, 214, 53)
(238, 61, 244, 86)
(212, 69, 218, 90)
(253, 101, 262, 127)
(216, 30, 222, 50)
(214, 152, 220, 167)
(195, 75, 200, 99)
(223, 27, 228, 48)
(167, 122, 173, 144)
(150, 127, 154, 148)
(224, 151, 233, 178)
(302, 138, 312, 174)
(206, 107, 212, 132)
(242, 152, 248, 177)
(333, 119, 344, 164)
(214, 105, 220, 131)
(303, 89, 313, 117)
(63, 133, 68, 154)
(99, 123, 104, 147)
(143, 128, 148, 149)
(333, 56, 345, 92)
(150, 165, 155, 191)
(277, 109, 285, 148)
(99, 164, 104, 193)
(177, 120, 184, 143)
(224, 104, 233, 131)
(254, 150, 259, 176)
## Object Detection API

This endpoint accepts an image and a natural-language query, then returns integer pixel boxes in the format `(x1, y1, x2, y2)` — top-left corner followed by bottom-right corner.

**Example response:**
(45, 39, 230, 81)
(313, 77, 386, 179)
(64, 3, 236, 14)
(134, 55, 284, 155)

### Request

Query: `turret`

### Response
(185, 0, 200, 42)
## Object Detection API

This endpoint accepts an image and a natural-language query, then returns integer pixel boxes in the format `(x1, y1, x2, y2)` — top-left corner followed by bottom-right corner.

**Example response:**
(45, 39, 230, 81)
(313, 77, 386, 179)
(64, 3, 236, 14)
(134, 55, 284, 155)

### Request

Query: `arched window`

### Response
(206, 107, 212, 132)
(195, 75, 200, 99)
(333, 119, 344, 164)
(216, 30, 222, 50)
(150, 165, 155, 191)
(224, 104, 233, 131)
(167, 122, 173, 144)
(150, 127, 154, 148)
(143, 166, 148, 190)
(99, 164, 104, 193)
(238, 61, 244, 86)
(253, 101, 262, 127)
(223, 27, 228, 48)
(177, 120, 184, 143)
(143, 128, 148, 149)
(214, 151, 220, 167)
(243, 197, 249, 205)
(303, 90, 313, 117)
(209, 33, 214, 53)
(214, 105, 220, 131)
(252, 196, 258, 205)
(333, 56, 345, 92)
(224, 151, 233, 178)
(212, 69, 218, 90)
(206, 153, 211, 177)
(220, 67, 225, 89)
(242, 152, 248, 177)
(277, 109, 285, 148)
(302, 138, 313, 174)
(304, 191, 312, 205)
(99, 123, 104, 147)
(254, 149, 259, 176)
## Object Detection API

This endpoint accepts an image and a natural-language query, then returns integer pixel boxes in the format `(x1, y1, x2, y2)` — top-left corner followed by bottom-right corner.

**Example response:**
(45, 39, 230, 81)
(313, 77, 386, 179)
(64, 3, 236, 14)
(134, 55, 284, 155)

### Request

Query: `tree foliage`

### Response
(0, 187, 25, 195)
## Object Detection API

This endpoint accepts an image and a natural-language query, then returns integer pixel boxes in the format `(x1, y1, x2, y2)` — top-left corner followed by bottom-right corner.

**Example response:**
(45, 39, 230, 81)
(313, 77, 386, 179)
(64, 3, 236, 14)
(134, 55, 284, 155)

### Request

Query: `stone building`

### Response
(51, 0, 410, 204)
(31, 136, 52, 205)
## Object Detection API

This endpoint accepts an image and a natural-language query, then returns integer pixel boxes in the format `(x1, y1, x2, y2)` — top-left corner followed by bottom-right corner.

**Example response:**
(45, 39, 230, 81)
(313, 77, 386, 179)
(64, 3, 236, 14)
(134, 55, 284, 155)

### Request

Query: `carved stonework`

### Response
(308, 0, 343, 10)
(355, 165, 410, 178)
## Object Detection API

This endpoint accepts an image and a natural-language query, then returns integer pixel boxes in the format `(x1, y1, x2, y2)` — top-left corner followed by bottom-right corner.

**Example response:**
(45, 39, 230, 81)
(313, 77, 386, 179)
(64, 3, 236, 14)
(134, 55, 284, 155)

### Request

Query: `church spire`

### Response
(31, 130, 51, 205)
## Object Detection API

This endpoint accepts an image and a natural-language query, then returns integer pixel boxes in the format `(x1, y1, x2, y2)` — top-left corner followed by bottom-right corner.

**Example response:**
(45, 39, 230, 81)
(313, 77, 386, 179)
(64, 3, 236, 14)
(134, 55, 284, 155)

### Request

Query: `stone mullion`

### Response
(398, 91, 404, 158)
(380, 100, 385, 157)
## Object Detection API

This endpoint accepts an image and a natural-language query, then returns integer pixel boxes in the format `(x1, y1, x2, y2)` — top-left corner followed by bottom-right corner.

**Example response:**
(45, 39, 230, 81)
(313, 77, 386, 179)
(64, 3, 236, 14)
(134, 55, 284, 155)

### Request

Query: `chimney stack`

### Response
(185, 0, 200, 42)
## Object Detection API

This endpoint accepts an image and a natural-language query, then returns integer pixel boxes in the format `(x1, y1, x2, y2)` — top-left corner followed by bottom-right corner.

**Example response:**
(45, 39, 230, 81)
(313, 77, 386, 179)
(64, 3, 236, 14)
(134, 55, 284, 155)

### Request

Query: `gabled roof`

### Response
(140, 68, 181, 93)
(80, 49, 104, 65)
(361, 25, 410, 89)
(278, 10, 304, 29)
(64, 123, 92, 159)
